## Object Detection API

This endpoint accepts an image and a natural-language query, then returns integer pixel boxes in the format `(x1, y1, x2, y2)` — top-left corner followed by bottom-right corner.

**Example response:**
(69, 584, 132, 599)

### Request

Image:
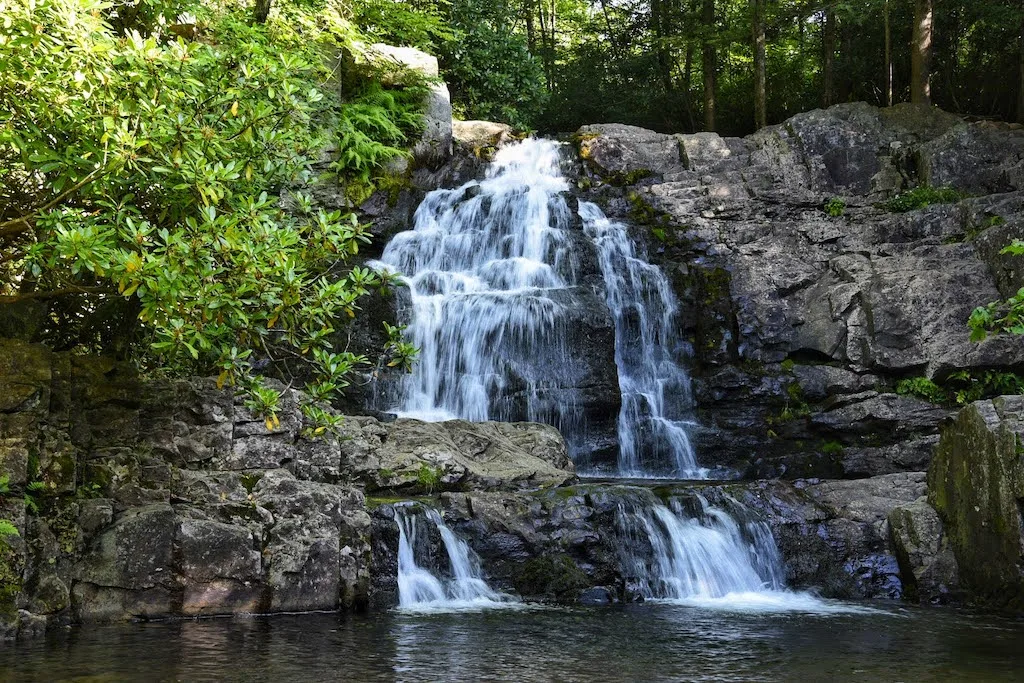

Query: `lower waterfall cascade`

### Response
(614, 494, 863, 612)
(394, 504, 514, 611)
(374, 137, 700, 477)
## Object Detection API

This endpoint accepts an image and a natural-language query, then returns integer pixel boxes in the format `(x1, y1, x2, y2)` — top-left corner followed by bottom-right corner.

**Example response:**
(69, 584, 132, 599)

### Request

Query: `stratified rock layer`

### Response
(575, 103, 1024, 477)
(0, 338, 574, 634)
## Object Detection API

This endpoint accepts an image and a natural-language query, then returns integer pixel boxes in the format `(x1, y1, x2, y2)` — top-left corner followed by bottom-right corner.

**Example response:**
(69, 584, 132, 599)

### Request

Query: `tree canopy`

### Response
(359, 0, 1024, 135)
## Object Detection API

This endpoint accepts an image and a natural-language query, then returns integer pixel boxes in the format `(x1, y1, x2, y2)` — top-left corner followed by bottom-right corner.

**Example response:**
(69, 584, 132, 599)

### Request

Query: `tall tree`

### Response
(822, 7, 836, 107)
(752, 0, 766, 129)
(911, 0, 933, 104)
(253, 0, 271, 24)
(702, 0, 717, 131)
(653, 0, 676, 94)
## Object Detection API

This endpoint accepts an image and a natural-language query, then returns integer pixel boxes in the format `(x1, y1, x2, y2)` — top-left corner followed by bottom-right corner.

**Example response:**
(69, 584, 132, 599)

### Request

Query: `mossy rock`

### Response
(512, 554, 590, 603)
(927, 396, 1024, 611)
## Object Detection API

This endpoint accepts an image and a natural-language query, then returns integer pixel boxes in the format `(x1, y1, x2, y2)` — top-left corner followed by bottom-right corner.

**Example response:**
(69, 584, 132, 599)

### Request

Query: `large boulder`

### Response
(927, 396, 1024, 611)
(335, 417, 576, 493)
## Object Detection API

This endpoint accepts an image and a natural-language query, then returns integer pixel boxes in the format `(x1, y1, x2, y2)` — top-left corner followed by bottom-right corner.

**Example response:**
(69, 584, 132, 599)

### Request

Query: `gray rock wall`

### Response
(0, 338, 573, 636)
(575, 103, 1024, 477)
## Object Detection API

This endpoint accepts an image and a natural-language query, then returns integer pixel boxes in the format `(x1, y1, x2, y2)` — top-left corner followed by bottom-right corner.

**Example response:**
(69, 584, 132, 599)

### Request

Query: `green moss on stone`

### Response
(512, 554, 589, 602)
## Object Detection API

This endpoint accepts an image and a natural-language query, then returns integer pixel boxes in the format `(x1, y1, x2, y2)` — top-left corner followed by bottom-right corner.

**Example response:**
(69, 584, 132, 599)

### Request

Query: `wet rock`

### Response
(574, 103, 1024, 479)
(888, 498, 960, 603)
(577, 124, 687, 178)
(578, 586, 617, 605)
(927, 396, 1024, 611)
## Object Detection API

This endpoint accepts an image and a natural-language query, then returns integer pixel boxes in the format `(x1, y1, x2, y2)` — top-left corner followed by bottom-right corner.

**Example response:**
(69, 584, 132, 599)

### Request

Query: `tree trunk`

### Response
(911, 0, 933, 105)
(751, 0, 766, 129)
(653, 0, 676, 93)
(884, 0, 893, 106)
(702, 0, 716, 131)
(822, 8, 835, 107)
(526, 0, 536, 54)
(253, 0, 271, 24)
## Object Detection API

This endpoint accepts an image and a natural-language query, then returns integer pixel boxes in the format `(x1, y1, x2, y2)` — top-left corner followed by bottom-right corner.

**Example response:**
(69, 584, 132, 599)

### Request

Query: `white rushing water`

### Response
(578, 202, 701, 478)
(394, 505, 515, 611)
(617, 495, 868, 613)
(375, 138, 700, 477)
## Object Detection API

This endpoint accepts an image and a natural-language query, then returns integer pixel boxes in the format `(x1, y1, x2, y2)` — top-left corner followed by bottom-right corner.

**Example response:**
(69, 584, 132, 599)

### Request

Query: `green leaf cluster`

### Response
(883, 187, 966, 213)
(969, 241, 1024, 341)
(0, 0, 423, 426)
(896, 371, 1024, 406)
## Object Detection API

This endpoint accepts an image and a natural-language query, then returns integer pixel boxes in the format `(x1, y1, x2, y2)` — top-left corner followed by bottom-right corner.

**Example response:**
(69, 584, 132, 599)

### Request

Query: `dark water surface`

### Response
(2, 602, 1022, 682)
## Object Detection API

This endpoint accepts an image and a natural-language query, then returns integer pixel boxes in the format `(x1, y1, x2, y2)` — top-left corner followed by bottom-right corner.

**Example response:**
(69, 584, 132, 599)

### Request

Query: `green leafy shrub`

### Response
(820, 441, 844, 456)
(895, 377, 947, 404)
(824, 197, 846, 217)
(0, 0, 420, 427)
(415, 463, 443, 493)
(884, 186, 966, 213)
(970, 240, 1024, 341)
(896, 371, 1024, 405)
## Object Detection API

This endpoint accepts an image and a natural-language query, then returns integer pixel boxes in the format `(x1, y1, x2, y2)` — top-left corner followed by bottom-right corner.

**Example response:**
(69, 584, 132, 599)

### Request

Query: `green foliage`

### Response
(896, 372, 1024, 405)
(0, 476, 18, 543)
(820, 441, 844, 456)
(883, 187, 966, 213)
(345, 0, 455, 51)
(0, 0, 424, 427)
(382, 322, 419, 371)
(439, 0, 547, 129)
(824, 197, 846, 217)
(895, 377, 947, 404)
(969, 240, 1024, 341)
(0, 520, 18, 540)
(333, 82, 427, 200)
(415, 463, 443, 493)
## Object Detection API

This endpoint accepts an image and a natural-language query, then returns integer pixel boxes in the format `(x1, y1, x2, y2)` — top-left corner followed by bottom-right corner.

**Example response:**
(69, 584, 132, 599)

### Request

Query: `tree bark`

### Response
(653, 0, 676, 93)
(702, 0, 716, 131)
(525, 0, 536, 54)
(822, 8, 835, 107)
(253, 0, 271, 24)
(884, 0, 893, 106)
(751, 0, 766, 129)
(911, 0, 933, 105)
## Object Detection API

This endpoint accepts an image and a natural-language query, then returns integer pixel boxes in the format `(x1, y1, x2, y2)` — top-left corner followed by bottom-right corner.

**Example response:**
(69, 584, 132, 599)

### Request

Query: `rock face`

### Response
(927, 396, 1024, 610)
(888, 498, 960, 603)
(575, 103, 1024, 478)
(368, 474, 928, 605)
(0, 339, 574, 635)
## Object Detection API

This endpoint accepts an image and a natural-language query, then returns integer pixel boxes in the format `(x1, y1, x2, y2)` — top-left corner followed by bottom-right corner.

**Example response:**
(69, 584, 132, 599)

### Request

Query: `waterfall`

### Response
(578, 202, 701, 477)
(394, 505, 513, 610)
(616, 495, 835, 612)
(375, 138, 583, 436)
(374, 137, 702, 477)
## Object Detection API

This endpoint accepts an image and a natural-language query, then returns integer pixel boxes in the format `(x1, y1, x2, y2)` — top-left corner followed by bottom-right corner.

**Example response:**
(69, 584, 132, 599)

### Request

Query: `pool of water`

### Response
(2, 602, 1022, 682)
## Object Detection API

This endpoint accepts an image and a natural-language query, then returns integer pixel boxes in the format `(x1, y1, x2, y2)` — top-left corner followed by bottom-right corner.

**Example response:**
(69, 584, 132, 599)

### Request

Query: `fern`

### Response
(331, 82, 427, 189)
(0, 520, 17, 539)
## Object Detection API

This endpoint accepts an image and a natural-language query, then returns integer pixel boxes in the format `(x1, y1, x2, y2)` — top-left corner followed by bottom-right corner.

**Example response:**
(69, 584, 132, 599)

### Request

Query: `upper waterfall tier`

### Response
(374, 138, 701, 477)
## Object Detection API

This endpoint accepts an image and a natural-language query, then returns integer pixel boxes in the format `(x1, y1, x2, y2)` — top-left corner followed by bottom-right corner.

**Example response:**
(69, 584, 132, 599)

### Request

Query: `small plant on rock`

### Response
(824, 197, 846, 217)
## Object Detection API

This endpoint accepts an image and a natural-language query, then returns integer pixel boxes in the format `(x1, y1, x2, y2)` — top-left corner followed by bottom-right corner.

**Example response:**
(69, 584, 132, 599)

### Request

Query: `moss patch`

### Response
(512, 554, 589, 603)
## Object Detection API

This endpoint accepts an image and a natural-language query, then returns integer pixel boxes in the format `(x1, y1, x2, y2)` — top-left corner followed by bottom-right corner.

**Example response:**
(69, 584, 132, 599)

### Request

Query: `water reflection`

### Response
(2, 604, 1022, 682)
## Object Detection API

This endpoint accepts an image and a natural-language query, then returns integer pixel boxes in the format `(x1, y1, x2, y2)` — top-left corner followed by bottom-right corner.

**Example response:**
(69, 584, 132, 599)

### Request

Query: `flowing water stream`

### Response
(394, 505, 513, 611)
(375, 138, 699, 477)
